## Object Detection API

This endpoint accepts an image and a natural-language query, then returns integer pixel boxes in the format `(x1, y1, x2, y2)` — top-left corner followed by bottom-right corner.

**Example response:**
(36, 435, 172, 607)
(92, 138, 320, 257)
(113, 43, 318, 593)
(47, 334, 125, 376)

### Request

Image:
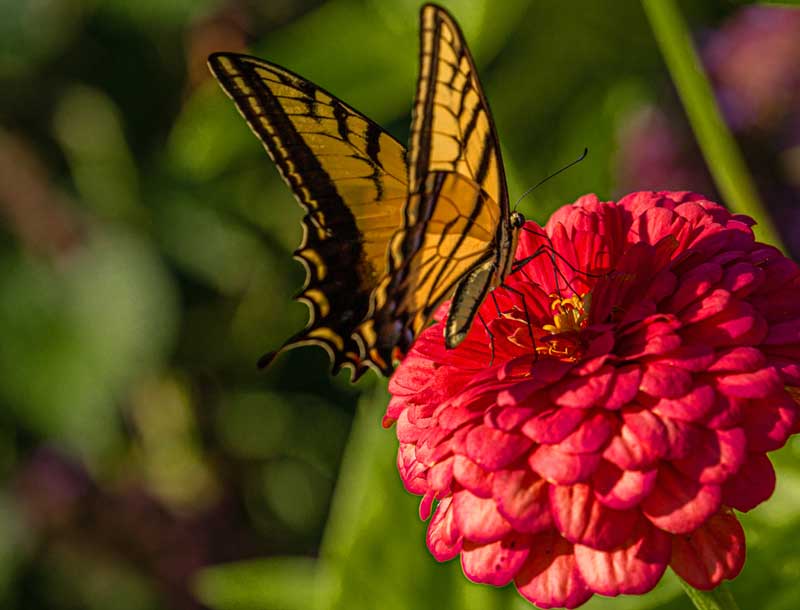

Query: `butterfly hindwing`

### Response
(208, 53, 408, 377)
(354, 4, 516, 372)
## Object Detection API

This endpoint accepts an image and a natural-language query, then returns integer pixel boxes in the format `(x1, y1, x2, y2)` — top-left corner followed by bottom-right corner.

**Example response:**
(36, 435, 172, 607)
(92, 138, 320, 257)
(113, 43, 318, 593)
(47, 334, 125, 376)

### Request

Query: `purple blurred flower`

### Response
(704, 7, 800, 133)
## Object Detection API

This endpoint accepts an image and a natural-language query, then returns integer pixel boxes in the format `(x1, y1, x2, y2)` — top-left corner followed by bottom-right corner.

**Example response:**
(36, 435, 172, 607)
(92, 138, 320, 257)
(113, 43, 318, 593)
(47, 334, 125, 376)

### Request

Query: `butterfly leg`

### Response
(490, 291, 501, 317)
(497, 283, 536, 352)
(477, 311, 496, 367)
(510, 244, 549, 275)
(513, 243, 608, 300)
(518, 226, 608, 283)
(511, 245, 565, 296)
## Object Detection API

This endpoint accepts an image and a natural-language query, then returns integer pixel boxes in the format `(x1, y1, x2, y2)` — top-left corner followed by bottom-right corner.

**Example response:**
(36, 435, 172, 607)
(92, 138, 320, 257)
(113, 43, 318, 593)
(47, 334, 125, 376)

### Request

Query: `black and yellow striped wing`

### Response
(208, 53, 408, 378)
(407, 5, 508, 206)
(354, 4, 515, 373)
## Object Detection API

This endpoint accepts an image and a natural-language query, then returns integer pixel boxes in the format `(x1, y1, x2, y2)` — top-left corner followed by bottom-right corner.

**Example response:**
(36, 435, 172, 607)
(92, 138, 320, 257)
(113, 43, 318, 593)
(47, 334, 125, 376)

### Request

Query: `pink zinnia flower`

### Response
(386, 191, 800, 608)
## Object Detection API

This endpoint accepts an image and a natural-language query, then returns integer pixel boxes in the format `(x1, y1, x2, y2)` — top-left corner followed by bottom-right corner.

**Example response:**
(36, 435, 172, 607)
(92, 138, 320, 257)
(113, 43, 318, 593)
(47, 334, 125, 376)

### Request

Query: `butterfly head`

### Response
(510, 211, 525, 229)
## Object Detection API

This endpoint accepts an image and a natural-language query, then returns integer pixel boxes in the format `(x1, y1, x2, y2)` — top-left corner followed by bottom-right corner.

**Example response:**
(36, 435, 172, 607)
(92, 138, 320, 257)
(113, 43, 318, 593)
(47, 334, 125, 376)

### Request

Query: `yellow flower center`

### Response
(543, 293, 591, 333)
(536, 292, 591, 361)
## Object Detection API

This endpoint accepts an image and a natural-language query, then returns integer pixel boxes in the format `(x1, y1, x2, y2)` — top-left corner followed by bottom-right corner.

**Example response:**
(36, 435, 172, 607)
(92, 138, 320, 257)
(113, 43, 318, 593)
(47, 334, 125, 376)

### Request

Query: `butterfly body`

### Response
(209, 4, 523, 379)
(445, 204, 526, 348)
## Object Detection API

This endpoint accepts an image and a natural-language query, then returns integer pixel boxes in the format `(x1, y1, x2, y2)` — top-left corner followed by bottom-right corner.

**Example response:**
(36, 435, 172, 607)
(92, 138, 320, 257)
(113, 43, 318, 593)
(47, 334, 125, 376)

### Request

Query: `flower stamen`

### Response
(542, 293, 591, 334)
(537, 292, 591, 361)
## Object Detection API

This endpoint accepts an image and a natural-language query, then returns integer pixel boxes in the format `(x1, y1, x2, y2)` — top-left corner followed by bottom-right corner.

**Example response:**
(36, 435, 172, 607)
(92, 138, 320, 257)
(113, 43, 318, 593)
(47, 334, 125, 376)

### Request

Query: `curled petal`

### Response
(515, 531, 592, 609)
(498, 360, 574, 405)
(671, 427, 746, 484)
(659, 415, 702, 459)
(652, 383, 716, 422)
(550, 483, 637, 550)
(574, 520, 671, 596)
(461, 533, 531, 586)
(617, 315, 681, 359)
(641, 465, 721, 534)
(722, 261, 764, 297)
(414, 427, 453, 467)
(665, 262, 722, 312)
(771, 356, 800, 386)
(715, 367, 782, 399)
(452, 455, 493, 498)
(658, 345, 715, 372)
(465, 426, 533, 471)
(427, 457, 454, 495)
(452, 489, 513, 543)
(396, 409, 426, 443)
(722, 452, 776, 512)
(603, 409, 668, 470)
(682, 300, 767, 347)
(640, 362, 692, 398)
(593, 461, 657, 510)
(703, 393, 745, 429)
(437, 404, 484, 430)
(493, 469, 553, 533)
(550, 368, 613, 408)
(529, 445, 601, 485)
(388, 357, 436, 396)
(670, 510, 745, 589)
(384, 396, 405, 426)
(679, 289, 732, 325)
(397, 444, 427, 494)
(420, 491, 435, 520)
(708, 346, 765, 372)
(603, 365, 642, 409)
(522, 407, 586, 444)
(743, 393, 799, 451)
(427, 496, 462, 561)
(558, 410, 617, 453)
(485, 406, 537, 431)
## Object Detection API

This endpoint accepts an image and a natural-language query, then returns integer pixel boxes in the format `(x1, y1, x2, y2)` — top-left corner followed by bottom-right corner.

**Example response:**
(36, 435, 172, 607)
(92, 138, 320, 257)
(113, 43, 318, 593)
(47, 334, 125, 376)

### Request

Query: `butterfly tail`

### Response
(257, 327, 364, 380)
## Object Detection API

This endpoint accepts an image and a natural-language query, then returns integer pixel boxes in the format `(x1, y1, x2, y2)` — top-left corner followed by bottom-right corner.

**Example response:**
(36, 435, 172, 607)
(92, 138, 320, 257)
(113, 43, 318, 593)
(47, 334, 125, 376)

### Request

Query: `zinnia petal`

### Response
(550, 483, 637, 550)
(452, 489, 513, 543)
(529, 444, 601, 485)
(670, 510, 746, 589)
(427, 496, 462, 561)
(641, 465, 721, 534)
(593, 461, 657, 510)
(461, 533, 531, 586)
(515, 532, 592, 609)
(573, 519, 671, 595)
(721, 452, 776, 511)
(492, 468, 553, 533)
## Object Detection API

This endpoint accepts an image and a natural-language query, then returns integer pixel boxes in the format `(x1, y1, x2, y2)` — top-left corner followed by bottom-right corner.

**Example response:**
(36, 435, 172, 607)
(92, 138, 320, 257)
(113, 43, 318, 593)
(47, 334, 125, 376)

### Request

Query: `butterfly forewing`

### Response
(354, 4, 512, 372)
(208, 53, 408, 376)
(409, 6, 508, 208)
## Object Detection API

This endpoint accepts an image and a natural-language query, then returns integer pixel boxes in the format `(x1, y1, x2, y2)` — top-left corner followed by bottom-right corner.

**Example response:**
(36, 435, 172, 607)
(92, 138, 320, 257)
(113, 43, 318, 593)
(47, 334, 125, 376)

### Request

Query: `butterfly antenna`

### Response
(513, 147, 589, 212)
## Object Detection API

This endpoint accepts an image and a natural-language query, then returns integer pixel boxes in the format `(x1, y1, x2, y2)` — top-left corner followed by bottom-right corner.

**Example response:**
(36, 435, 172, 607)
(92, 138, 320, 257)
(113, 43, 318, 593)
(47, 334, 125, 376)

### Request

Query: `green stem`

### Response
(641, 0, 785, 250)
(679, 580, 741, 610)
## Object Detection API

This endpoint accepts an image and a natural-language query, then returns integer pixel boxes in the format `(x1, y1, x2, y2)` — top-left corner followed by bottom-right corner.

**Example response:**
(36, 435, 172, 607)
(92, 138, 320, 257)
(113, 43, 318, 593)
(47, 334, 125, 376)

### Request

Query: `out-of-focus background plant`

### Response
(0, 1, 798, 609)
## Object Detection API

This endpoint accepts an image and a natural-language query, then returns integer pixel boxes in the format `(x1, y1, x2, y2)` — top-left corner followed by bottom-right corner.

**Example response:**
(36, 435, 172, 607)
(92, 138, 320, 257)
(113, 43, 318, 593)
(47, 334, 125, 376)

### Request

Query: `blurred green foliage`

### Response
(1, 1, 798, 609)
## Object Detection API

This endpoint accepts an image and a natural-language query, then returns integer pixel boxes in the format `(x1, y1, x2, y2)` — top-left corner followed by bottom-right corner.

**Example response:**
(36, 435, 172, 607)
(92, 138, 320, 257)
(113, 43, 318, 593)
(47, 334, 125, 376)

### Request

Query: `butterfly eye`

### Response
(511, 212, 526, 229)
